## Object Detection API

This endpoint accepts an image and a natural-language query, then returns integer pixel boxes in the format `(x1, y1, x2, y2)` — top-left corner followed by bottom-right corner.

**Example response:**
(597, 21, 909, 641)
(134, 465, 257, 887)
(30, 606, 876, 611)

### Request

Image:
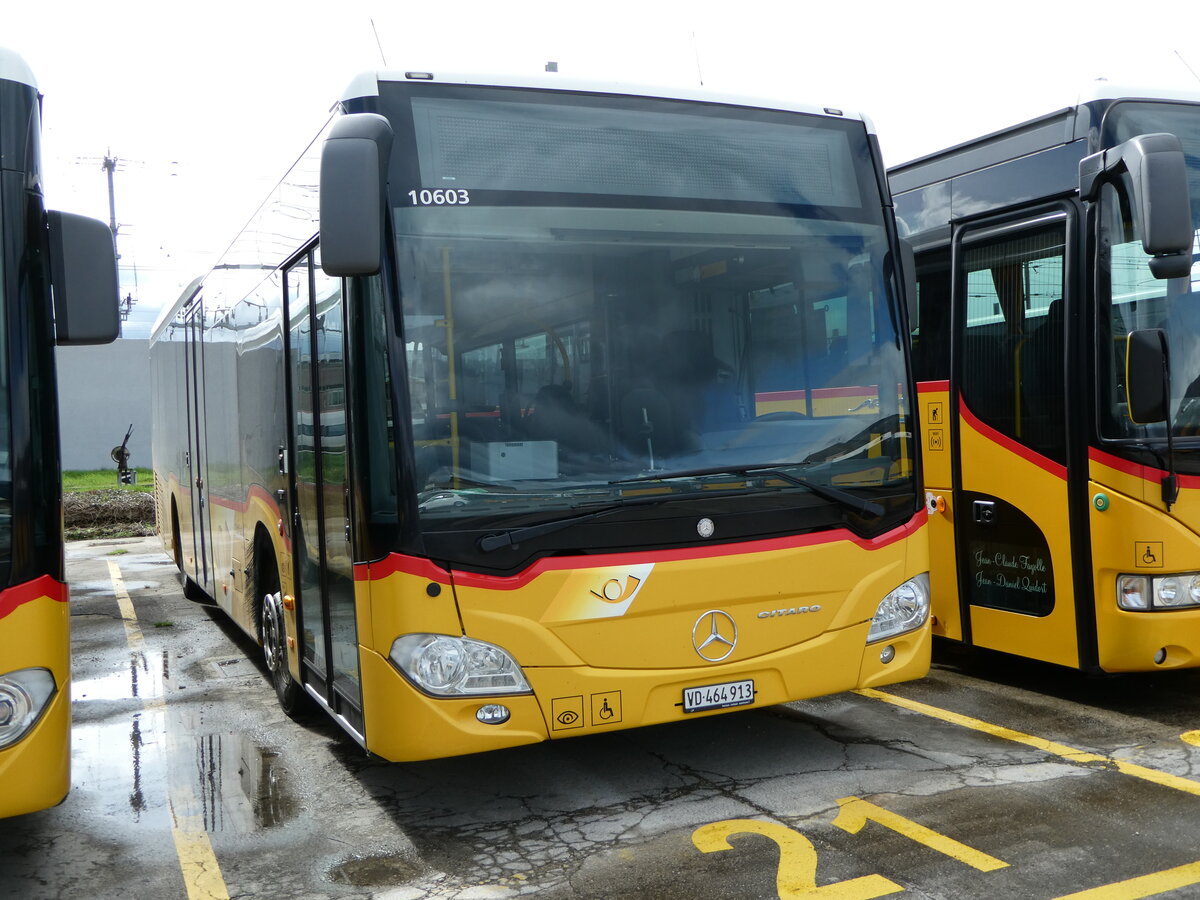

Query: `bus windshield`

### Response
(382, 86, 913, 540)
(1100, 101, 1200, 443)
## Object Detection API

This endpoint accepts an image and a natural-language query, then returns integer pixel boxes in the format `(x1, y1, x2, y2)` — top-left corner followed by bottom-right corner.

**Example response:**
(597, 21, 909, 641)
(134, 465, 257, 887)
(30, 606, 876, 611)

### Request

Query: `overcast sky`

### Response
(8, 1, 1200, 337)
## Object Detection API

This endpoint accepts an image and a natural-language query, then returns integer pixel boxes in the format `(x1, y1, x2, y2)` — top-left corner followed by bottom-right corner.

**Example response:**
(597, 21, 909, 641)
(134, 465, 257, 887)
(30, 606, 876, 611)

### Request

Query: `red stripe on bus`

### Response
(1089, 446, 1200, 490)
(959, 397, 1067, 480)
(355, 512, 925, 591)
(917, 380, 950, 393)
(0, 575, 67, 622)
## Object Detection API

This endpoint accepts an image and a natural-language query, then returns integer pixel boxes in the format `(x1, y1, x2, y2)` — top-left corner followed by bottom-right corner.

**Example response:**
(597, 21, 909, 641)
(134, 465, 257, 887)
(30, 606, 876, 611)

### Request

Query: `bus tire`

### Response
(256, 545, 310, 720)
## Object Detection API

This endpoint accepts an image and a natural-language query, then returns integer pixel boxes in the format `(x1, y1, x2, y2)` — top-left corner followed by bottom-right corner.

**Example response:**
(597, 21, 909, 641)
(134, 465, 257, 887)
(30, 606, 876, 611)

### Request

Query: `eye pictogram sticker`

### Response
(551, 695, 584, 730)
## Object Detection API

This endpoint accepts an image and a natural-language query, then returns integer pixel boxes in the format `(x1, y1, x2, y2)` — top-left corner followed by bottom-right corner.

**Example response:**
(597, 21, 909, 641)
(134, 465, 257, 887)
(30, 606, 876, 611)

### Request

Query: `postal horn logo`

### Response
(692, 610, 738, 662)
(591, 575, 642, 604)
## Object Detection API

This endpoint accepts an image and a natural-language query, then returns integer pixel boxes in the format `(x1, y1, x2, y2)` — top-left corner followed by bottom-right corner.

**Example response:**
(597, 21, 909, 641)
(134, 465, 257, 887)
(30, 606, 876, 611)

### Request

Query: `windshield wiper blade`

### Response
(477, 488, 752, 553)
(610, 464, 885, 518)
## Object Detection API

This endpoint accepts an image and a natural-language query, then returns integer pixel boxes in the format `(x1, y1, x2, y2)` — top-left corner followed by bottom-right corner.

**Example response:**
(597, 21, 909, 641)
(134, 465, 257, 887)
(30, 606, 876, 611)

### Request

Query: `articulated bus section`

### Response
(153, 68, 931, 762)
(0, 578, 70, 818)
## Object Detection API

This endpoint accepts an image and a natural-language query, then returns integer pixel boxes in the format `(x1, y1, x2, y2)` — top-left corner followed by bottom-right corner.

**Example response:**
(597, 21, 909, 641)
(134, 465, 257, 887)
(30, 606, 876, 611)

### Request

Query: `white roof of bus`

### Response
(0, 47, 37, 90)
(339, 69, 876, 134)
(1075, 79, 1200, 105)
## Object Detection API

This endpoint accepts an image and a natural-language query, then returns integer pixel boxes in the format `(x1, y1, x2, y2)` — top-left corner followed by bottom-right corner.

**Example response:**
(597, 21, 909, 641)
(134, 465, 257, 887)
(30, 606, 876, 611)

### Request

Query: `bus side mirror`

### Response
(47, 210, 120, 345)
(319, 113, 394, 277)
(1125, 328, 1170, 424)
(1079, 133, 1194, 280)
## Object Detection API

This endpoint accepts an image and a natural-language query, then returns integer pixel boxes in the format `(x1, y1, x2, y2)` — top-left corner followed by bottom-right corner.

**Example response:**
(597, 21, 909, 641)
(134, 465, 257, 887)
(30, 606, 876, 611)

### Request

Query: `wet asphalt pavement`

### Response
(5, 536, 1200, 898)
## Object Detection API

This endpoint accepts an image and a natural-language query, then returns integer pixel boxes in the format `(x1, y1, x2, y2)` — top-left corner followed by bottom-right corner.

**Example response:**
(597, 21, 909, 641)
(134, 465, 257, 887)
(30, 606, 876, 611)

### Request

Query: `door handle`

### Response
(973, 500, 997, 526)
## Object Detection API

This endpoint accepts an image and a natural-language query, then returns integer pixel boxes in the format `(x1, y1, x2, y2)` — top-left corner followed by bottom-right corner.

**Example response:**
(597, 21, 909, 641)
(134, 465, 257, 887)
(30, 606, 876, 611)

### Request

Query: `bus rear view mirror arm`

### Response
(319, 113, 394, 277)
(1079, 133, 1194, 280)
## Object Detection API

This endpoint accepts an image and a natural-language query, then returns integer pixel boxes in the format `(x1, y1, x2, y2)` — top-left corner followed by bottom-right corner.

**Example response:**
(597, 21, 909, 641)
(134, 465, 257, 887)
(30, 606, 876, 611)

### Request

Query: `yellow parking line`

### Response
(110, 559, 145, 652)
(1052, 859, 1200, 899)
(107, 560, 230, 900)
(856, 687, 1200, 798)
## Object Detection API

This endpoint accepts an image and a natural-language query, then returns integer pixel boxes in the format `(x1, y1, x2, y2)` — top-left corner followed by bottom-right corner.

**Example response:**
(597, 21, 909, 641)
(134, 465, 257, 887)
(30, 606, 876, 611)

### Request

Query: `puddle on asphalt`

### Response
(328, 854, 423, 887)
(70, 578, 157, 595)
(73, 650, 169, 701)
(73, 714, 300, 831)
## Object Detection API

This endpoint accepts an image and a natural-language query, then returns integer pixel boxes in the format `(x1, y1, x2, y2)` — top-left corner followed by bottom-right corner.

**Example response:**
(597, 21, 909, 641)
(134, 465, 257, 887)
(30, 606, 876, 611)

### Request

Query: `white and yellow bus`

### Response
(891, 85, 1200, 672)
(0, 47, 120, 817)
(151, 69, 930, 761)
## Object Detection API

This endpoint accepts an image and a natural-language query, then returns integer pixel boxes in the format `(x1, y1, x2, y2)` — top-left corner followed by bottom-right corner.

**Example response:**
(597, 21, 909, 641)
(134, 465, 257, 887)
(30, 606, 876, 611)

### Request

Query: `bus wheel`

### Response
(257, 554, 310, 719)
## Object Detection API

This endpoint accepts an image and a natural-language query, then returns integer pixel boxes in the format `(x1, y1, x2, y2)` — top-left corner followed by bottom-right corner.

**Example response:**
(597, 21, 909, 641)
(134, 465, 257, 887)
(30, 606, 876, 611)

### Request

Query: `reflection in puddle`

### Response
(130, 714, 148, 816)
(191, 734, 298, 831)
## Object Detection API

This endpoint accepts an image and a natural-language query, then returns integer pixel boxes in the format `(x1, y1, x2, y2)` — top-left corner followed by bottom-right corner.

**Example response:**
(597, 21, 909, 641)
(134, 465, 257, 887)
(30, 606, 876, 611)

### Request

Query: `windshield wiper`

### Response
(610, 464, 885, 518)
(477, 488, 752, 553)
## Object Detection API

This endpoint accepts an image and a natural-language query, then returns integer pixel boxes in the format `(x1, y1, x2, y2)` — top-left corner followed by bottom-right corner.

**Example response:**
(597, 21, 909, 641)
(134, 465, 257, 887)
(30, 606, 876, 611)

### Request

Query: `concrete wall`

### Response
(56, 338, 152, 472)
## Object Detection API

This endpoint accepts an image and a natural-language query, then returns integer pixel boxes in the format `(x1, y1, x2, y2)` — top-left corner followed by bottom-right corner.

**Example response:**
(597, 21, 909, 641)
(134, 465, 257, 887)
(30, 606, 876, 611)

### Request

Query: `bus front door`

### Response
(951, 209, 1081, 667)
(285, 252, 363, 736)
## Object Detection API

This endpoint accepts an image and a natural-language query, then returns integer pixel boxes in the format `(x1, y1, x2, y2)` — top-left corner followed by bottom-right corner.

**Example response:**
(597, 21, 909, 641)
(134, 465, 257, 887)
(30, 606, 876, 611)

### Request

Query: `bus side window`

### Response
(911, 252, 950, 382)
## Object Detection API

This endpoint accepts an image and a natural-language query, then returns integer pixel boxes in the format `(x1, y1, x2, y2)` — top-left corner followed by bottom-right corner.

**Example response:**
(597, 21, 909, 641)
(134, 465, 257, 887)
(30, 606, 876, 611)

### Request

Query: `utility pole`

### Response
(101, 152, 119, 259)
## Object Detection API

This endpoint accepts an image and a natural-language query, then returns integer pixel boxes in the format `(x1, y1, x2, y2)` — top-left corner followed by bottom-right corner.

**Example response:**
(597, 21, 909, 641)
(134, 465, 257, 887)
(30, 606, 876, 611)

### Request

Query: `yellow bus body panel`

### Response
(953, 411, 1079, 668)
(916, 384, 961, 640)
(1090, 455, 1200, 671)
(357, 523, 930, 761)
(0, 585, 70, 818)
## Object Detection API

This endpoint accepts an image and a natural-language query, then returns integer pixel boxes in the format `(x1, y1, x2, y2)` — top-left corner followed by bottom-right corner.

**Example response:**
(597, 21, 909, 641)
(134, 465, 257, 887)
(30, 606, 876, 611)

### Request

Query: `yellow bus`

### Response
(150, 69, 930, 761)
(0, 47, 120, 817)
(891, 84, 1200, 671)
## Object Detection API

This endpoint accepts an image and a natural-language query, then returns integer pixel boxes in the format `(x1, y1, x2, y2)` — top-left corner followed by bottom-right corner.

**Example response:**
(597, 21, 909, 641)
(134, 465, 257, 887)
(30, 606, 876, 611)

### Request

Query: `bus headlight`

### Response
(0, 667, 56, 749)
(867, 574, 931, 643)
(1118, 573, 1200, 610)
(389, 634, 531, 696)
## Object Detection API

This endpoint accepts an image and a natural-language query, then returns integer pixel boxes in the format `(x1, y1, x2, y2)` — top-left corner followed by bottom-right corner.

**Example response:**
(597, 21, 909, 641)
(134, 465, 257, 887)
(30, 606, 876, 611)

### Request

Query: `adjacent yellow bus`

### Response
(0, 47, 120, 817)
(891, 85, 1200, 671)
(151, 69, 930, 761)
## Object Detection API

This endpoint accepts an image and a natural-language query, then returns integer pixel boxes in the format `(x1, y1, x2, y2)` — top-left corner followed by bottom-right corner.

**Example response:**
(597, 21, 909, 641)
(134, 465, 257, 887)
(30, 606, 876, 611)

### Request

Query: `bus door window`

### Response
(961, 225, 1067, 463)
(311, 256, 360, 712)
(285, 256, 328, 682)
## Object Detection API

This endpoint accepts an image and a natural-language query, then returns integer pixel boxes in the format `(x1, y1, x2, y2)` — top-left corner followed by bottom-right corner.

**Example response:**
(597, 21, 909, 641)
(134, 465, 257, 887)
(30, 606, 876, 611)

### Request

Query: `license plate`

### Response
(682, 679, 755, 714)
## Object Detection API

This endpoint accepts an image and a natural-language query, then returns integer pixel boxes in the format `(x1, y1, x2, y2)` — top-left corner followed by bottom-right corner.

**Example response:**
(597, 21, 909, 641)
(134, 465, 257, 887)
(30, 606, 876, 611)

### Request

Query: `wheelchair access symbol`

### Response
(1137, 542, 1164, 568)
(591, 691, 622, 726)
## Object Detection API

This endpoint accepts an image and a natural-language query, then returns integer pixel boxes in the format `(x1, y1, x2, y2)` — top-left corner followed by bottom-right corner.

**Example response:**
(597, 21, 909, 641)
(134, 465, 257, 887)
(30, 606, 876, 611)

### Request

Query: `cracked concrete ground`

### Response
(4, 537, 1200, 898)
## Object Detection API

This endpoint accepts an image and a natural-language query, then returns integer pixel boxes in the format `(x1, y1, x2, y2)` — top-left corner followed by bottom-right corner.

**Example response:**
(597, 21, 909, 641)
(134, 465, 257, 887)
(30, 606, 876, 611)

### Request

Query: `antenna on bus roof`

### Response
(370, 18, 388, 67)
(1175, 50, 1200, 86)
(692, 31, 705, 86)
